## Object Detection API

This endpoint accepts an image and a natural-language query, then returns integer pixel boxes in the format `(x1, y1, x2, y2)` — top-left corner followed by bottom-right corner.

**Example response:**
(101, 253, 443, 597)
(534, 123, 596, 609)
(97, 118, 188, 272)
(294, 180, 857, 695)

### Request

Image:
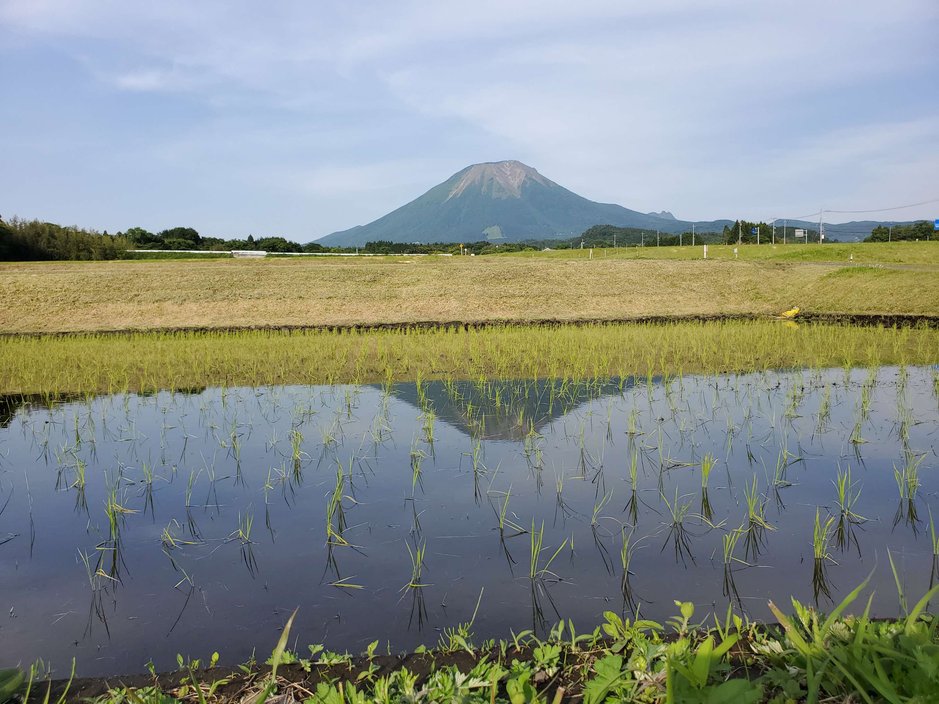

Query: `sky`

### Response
(1, 1, 937, 241)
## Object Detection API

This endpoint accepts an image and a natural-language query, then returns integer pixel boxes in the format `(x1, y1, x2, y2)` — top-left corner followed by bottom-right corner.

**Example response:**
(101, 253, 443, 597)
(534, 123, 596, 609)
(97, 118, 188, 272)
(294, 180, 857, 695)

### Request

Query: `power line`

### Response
(773, 197, 939, 223)
(824, 197, 939, 215)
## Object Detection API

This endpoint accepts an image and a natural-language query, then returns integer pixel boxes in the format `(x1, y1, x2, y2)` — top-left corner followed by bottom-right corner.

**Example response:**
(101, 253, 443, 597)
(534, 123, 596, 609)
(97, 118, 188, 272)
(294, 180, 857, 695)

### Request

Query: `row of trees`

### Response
(0, 217, 131, 261)
(121, 226, 318, 253)
(576, 224, 722, 248)
(866, 221, 936, 242)
(720, 221, 820, 244)
(6, 214, 932, 262)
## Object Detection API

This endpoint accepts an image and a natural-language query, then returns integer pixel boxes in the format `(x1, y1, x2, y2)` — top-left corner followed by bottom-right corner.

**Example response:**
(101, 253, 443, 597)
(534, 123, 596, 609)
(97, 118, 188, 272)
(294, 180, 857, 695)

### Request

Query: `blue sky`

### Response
(1, 1, 937, 241)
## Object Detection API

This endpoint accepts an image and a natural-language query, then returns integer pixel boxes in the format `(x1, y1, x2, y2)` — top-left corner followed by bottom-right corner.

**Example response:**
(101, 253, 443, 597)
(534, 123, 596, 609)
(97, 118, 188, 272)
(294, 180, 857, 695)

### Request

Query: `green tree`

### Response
(158, 227, 200, 244)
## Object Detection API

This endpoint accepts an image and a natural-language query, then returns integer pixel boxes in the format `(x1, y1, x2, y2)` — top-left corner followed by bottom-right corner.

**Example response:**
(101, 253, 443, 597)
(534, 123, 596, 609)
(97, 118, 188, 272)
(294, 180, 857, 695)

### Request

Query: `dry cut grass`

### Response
(0, 253, 937, 334)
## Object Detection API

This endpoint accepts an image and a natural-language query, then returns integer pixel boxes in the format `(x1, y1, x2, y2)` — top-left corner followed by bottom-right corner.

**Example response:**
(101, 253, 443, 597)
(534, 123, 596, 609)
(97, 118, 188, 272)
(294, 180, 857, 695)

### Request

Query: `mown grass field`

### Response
(0, 242, 936, 334)
(521, 240, 939, 265)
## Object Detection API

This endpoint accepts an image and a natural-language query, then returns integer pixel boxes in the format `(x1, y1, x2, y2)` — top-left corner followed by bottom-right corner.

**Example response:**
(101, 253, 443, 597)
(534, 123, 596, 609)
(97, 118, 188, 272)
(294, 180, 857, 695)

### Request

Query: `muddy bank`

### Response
(2, 312, 937, 339)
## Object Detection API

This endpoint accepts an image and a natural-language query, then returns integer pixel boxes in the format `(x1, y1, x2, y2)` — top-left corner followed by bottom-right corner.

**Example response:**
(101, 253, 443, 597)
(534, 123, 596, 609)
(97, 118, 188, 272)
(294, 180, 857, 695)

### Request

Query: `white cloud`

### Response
(1, 0, 937, 233)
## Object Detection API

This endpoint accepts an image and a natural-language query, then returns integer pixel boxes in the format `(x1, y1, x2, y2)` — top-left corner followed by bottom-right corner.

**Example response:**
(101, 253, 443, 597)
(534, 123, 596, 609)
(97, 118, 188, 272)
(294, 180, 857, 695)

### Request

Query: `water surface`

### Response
(0, 367, 937, 676)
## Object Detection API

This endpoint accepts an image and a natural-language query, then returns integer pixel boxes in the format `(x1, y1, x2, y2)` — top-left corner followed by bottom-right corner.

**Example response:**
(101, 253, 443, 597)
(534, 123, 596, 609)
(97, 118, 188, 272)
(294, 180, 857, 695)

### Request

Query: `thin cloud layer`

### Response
(1, 0, 936, 238)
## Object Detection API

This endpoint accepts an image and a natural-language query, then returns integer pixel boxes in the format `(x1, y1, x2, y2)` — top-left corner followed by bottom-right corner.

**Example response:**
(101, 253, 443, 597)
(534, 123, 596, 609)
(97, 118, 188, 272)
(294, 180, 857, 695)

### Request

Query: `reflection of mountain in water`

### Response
(3, 380, 633, 441)
(0, 394, 82, 428)
(386, 378, 634, 441)
(0, 388, 207, 428)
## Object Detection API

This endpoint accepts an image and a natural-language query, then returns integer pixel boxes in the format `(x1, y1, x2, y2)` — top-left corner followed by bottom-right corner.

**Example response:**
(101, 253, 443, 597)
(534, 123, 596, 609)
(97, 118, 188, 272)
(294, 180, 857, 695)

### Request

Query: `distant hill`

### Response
(314, 160, 915, 246)
(316, 161, 727, 246)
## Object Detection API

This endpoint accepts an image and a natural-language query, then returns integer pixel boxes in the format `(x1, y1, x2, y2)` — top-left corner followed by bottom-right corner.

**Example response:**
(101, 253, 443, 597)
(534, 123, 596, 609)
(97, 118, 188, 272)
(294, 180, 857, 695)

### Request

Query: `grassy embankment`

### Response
(14, 581, 939, 703)
(0, 242, 937, 335)
(521, 240, 939, 265)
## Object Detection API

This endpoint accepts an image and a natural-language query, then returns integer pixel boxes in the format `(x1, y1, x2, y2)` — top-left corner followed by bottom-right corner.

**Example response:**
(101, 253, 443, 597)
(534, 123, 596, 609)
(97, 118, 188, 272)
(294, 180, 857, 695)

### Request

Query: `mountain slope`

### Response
(316, 161, 693, 246)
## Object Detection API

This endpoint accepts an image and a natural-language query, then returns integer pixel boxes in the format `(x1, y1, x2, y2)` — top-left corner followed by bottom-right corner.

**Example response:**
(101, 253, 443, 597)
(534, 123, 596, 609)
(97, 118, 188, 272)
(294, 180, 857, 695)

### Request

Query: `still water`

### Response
(0, 367, 937, 676)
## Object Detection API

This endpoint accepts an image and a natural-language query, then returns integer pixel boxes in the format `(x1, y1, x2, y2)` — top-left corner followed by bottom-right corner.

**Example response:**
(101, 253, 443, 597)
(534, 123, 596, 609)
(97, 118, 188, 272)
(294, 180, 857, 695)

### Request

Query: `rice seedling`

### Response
(894, 451, 925, 529)
(523, 421, 543, 470)
(743, 476, 775, 531)
(833, 465, 865, 524)
(770, 446, 794, 492)
(493, 486, 525, 536)
(812, 508, 837, 602)
(160, 520, 200, 550)
(815, 385, 831, 432)
(552, 472, 575, 523)
(421, 410, 435, 446)
(699, 453, 715, 489)
(784, 385, 802, 419)
(71, 458, 88, 512)
(661, 489, 696, 566)
(183, 467, 200, 508)
(328, 576, 364, 590)
(625, 407, 640, 436)
(232, 512, 254, 545)
(618, 528, 641, 617)
(470, 438, 485, 476)
(401, 539, 429, 591)
(742, 477, 774, 559)
(590, 490, 613, 527)
(325, 463, 351, 547)
(528, 521, 568, 581)
(699, 453, 715, 521)
(289, 427, 305, 463)
(859, 367, 876, 420)
(103, 480, 135, 545)
(721, 525, 748, 607)
(849, 421, 866, 445)
(409, 441, 426, 494)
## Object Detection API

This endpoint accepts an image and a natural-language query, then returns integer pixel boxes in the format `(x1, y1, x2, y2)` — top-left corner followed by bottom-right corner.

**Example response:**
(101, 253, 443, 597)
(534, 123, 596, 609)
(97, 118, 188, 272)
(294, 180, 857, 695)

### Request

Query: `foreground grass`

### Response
(1, 320, 938, 395)
(17, 581, 939, 703)
(1, 243, 937, 334)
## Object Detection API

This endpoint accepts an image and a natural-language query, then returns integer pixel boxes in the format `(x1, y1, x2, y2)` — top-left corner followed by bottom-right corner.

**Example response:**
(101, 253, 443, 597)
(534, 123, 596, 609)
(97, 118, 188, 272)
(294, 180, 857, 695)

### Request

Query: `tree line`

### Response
(0, 217, 131, 261)
(865, 221, 936, 242)
(122, 226, 321, 253)
(720, 220, 821, 244)
(1, 217, 721, 260)
(5, 213, 932, 262)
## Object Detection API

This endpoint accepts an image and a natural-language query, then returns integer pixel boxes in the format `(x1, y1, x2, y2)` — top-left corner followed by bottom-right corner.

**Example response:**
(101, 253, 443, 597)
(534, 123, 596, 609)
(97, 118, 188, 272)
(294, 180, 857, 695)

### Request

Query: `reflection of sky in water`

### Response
(0, 367, 936, 677)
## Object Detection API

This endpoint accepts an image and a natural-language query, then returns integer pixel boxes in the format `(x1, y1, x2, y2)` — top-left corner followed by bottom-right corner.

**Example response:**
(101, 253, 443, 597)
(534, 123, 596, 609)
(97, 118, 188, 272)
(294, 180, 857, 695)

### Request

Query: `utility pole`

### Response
(656, 230, 660, 246)
(817, 210, 823, 244)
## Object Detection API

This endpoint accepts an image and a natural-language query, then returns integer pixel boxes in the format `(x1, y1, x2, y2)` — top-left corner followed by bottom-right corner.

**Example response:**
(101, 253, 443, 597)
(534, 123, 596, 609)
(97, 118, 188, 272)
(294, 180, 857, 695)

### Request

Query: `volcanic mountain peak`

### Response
(446, 160, 550, 201)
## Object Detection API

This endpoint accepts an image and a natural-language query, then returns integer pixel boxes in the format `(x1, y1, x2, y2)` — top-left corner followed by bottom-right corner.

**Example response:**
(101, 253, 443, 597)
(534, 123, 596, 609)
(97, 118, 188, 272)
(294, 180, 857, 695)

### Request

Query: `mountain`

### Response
(316, 160, 707, 246)
(315, 160, 907, 245)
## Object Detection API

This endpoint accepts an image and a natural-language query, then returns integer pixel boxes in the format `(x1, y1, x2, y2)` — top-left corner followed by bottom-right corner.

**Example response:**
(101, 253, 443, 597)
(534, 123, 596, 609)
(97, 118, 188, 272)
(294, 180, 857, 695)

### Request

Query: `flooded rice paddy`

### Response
(0, 365, 937, 676)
